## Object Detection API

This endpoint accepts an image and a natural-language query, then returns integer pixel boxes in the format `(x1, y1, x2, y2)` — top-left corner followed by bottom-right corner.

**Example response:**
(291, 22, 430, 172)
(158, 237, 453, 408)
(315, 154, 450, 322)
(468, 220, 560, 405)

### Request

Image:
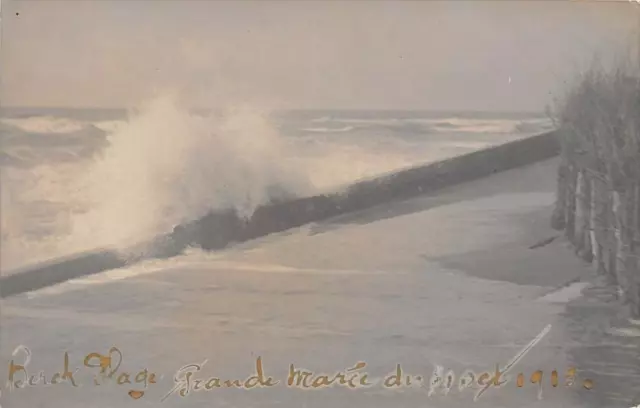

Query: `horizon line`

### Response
(0, 106, 546, 115)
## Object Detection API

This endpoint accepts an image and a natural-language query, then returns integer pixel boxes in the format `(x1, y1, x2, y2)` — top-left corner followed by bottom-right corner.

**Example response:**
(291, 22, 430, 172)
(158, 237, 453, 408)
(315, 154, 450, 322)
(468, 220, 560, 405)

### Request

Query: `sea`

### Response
(0, 97, 555, 271)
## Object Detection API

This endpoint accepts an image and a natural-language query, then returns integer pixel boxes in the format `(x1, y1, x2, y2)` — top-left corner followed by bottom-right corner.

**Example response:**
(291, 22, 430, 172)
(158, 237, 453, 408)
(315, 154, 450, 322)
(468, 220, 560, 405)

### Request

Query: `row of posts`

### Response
(552, 147, 640, 318)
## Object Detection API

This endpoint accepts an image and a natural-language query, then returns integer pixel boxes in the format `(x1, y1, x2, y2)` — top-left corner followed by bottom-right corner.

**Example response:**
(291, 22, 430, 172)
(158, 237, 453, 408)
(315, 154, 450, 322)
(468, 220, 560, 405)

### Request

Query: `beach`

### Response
(3, 158, 638, 407)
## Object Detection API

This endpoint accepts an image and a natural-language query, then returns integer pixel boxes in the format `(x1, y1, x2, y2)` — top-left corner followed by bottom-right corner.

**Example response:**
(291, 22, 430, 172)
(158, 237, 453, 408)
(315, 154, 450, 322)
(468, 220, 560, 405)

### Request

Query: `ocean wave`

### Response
(2, 104, 548, 269)
(301, 126, 355, 133)
(428, 118, 552, 134)
(92, 120, 128, 133)
(430, 120, 521, 134)
(57, 96, 320, 253)
(4, 102, 453, 267)
(4, 125, 105, 144)
(305, 118, 433, 134)
(328, 118, 401, 126)
(1, 116, 87, 134)
(310, 116, 332, 123)
(0, 99, 314, 264)
(0, 122, 108, 167)
(304, 116, 552, 135)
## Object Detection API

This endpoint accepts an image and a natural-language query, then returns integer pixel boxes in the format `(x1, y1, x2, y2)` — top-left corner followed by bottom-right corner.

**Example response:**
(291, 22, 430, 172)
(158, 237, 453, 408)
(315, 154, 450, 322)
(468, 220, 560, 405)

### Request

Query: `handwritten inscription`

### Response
(84, 347, 157, 399)
(7, 345, 79, 390)
(3, 326, 597, 403)
(5, 346, 156, 399)
(287, 362, 371, 389)
(161, 356, 277, 402)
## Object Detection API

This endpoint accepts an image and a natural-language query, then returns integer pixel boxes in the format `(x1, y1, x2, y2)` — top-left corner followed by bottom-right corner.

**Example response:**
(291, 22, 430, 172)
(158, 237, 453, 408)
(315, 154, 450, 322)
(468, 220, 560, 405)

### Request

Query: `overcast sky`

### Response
(1, 0, 637, 111)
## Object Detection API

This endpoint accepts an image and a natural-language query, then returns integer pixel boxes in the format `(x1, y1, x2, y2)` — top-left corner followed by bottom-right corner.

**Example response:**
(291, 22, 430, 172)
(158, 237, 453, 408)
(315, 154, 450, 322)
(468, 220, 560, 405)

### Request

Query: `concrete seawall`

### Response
(0, 131, 560, 298)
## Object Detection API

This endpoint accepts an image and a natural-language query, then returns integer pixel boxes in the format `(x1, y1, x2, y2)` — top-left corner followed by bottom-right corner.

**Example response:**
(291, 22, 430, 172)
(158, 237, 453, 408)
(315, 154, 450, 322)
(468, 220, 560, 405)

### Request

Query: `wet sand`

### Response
(1, 158, 638, 408)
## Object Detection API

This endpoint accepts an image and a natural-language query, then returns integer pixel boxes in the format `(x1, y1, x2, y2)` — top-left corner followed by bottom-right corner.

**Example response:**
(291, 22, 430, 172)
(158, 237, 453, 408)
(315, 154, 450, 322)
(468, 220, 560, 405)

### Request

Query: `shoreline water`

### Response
(1, 107, 555, 272)
(6, 151, 637, 408)
(0, 130, 559, 297)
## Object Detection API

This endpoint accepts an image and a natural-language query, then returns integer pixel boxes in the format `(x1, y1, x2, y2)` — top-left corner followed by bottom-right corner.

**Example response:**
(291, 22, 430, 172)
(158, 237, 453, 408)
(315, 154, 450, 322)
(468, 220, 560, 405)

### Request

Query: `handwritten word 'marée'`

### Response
(287, 362, 372, 389)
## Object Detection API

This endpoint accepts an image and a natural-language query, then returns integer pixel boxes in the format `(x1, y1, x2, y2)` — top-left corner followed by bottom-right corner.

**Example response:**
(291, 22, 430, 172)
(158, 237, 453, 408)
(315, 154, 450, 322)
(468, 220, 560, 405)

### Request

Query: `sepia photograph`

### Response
(0, 0, 639, 407)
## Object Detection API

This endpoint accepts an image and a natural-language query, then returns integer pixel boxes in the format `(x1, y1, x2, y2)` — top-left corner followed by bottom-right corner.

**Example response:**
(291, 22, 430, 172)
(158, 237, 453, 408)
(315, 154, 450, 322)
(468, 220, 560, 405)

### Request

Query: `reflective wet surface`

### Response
(2, 159, 638, 408)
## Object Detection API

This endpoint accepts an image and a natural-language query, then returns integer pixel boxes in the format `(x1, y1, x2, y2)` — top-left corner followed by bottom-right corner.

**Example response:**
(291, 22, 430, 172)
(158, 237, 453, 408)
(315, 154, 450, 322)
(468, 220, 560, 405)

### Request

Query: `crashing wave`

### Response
(301, 126, 355, 133)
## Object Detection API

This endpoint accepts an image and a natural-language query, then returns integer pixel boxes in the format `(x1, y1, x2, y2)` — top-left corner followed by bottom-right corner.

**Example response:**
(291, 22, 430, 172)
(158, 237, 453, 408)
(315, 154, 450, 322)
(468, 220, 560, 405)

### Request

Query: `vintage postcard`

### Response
(1, 1, 639, 407)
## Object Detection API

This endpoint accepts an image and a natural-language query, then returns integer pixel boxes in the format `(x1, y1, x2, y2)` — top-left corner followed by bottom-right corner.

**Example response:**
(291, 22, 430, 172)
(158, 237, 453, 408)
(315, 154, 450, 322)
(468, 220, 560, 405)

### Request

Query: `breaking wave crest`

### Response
(301, 126, 355, 133)
(1, 100, 551, 269)
(68, 96, 314, 252)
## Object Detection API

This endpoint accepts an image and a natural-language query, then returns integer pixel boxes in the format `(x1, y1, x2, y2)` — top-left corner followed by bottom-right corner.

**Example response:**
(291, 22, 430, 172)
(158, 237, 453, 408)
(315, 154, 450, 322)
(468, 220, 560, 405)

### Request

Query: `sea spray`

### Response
(68, 96, 314, 255)
(1, 105, 549, 269)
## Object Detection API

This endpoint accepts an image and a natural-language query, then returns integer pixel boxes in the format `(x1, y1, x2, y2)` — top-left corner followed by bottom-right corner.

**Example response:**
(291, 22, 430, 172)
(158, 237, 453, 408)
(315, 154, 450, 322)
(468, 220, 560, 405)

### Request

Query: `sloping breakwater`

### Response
(1, 131, 559, 298)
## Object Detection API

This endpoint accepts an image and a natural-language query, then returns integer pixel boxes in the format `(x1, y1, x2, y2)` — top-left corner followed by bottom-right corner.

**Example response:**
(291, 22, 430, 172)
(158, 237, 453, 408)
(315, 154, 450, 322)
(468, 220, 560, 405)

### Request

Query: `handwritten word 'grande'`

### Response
(160, 357, 278, 402)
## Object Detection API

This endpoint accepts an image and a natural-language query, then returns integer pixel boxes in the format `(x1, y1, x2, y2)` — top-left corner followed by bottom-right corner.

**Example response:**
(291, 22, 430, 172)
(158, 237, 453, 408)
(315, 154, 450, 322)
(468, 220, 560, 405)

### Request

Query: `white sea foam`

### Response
(1, 116, 87, 134)
(1, 100, 543, 269)
(301, 126, 355, 133)
(67, 96, 316, 251)
(92, 120, 128, 133)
